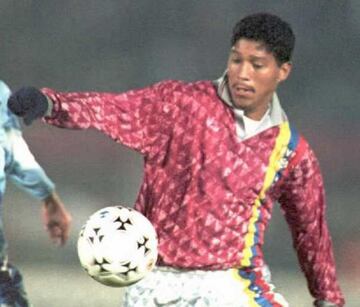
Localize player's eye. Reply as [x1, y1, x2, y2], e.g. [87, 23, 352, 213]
[252, 62, 264, 69]
[231, 57, 242, 64]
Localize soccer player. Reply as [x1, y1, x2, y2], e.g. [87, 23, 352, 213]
[0, 80, 72, 306]
[8, 13, 344, 307]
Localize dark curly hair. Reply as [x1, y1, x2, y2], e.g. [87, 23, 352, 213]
[231, 13, 295, 65]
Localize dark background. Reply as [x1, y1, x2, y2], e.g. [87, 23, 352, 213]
[0, 1, 359, 306]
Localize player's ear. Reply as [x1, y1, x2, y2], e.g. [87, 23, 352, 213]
[277, 62, 292, 83]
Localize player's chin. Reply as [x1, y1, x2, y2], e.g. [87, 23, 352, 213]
[231, 98, 254, 112]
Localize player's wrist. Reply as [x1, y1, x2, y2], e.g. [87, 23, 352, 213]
[44, 95, 54, 117]
[43, 192, 63, 209]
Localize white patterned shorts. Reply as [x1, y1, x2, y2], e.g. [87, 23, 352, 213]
[122, 266, 288, 307]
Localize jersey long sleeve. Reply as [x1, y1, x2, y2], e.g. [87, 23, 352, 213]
[41, 80, 344, 306]
[42, 81, 172, 158]
[278, 144, 344, 306]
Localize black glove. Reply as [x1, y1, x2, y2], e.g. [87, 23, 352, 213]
[8, 86, 49, 125]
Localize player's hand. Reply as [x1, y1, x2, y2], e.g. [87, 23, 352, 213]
[41, 192, 72, 246]
[8, 86, 49, 125]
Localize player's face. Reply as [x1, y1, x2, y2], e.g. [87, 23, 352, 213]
[226, 39, 291, 120]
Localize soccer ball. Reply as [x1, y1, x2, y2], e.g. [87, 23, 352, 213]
[77, 205, 158, 287]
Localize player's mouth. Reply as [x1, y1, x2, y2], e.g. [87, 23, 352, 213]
[231, 84, 255, 98]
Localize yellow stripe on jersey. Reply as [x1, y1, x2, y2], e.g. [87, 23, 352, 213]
[232, 122, 291, 306]
[231, 269, 259, 307]
[240, 122, 291, 267]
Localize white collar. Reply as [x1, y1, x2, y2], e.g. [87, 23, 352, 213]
[213, 72, 288, 126]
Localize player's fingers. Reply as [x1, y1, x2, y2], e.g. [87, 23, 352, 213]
[60, 223, 71, 245]
[46, 222, 65, 246]
[50, 227, 62, 246]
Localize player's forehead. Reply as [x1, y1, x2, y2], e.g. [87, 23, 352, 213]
[230, 39, 274, 60]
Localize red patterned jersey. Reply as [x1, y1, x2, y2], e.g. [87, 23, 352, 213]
[42, 80, 344, 306]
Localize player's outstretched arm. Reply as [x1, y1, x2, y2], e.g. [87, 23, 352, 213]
[8, 87, 49, 125]
[41, 191, 72, 246]
[9, 81, 176, 157]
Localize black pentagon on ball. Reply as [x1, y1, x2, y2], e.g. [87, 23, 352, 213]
[120, 262, 138, 277]
[114, 216, 133, 231]
[137, 236, 151, 255]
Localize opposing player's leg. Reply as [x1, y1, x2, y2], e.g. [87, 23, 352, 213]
[0, 257, 31, 307]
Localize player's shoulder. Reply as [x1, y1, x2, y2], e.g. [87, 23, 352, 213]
[287, 124, 310, 152]
[286, 124, 320, 168]
[0, 80, 11, 99]
[0, 80, 8, 88]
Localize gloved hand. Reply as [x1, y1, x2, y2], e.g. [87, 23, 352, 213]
[8, 86, 49, 125]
